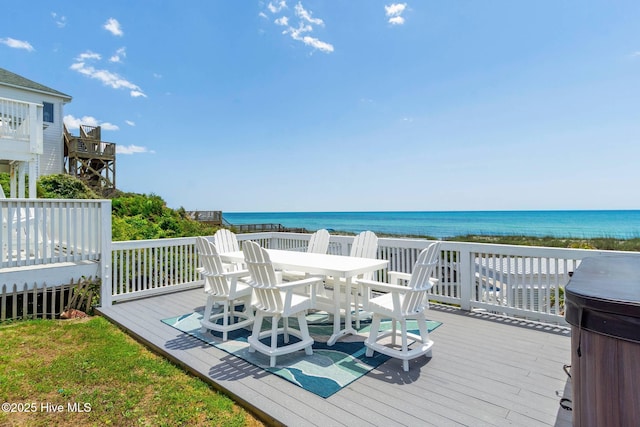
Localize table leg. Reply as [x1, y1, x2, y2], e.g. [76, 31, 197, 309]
[327, 276, 357, 346]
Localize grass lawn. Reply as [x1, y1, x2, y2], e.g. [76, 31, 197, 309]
[0, 316, 264, 427]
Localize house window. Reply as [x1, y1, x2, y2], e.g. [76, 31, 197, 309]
[43, 102, 54, 123]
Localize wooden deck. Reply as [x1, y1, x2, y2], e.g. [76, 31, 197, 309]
[97, 288, 573, 427]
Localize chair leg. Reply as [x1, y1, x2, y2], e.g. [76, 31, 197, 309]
[365, 315, 382, 357]
[401, 319, 409, 372]
[222, 301, 229, 328]
[200, 295, 214, 333]
[283, 317, 289, 344]
[391, 320, 398, 346]
[243, 297, 254, 321]
[417, 314, 433, 357]
[249, 311, 264, 353]
[229, 300, 236, 325]
[271, 315, 280, 362]
[353, 288, 360, 330]
[297, 313, 313, 356]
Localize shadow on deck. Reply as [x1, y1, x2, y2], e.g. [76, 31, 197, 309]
[97, 288, 573, 427]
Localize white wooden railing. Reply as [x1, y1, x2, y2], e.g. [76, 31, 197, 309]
[1, 199, 110, 268]
[0, 97, 42, 151]
[105, 231, 640, 325]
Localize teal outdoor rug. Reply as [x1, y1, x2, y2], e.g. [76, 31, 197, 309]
[162, 310, 441, 398]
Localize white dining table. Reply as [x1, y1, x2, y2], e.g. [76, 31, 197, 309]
[219, 249, 389, 345]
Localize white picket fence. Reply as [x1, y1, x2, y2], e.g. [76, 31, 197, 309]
[106, 232, 640, 325]
[1, 281, 74, 321]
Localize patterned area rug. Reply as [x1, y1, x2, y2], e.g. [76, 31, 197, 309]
[162, 310, 441, 398]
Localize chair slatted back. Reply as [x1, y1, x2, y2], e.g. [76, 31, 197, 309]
[197, 238, 230, 296]
[402, 242, 441, 314]
[350, 230, 378, 258]
[242, 240, 283, 313]
[196, 236, 211, 259]
[213, 229, 240, 253]
[307, 229, 330, 254]
[350, 231, 378, 280]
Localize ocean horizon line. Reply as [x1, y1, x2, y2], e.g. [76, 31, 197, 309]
[223, 209, 640, 214]
[221, 210, 640, 240]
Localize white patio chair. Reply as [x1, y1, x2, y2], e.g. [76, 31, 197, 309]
[307, 228, 330, 254]
[213, 228, 242, 271]
[359, 242, 441, 371]
[242, 240, 322, 367]
[197, 237, 254, 341]
[196, 236, 219, 308]
[282, 229, 330, 282]
[195, 235, 212, 273]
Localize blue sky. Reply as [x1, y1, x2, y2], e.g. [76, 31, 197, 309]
[2, 1, 640, 212]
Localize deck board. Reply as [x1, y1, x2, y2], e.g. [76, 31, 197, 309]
[97, 288, 573, 426]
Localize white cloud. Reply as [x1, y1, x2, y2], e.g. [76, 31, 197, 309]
[295, 2, 324, 26]
[287, 23, 313, 39]
[300, 36, 334, 53]
[268, 2, 333, 53]
[109, 47, 126, 63]
[385, 3, 407, 17]
[51, 12, 67, 28]
[71, 50, 146, 98]
[63, 114, 119, 131]
[0, 37, 34, 52]
[631, 51, 640, 58]
[77, 51, 101, 61]
[268, 1, 287, 13]
[104, 18, 123, 36]
[275, 16, 289, 26]
[388, 16, 405, 25]
[117, 144, 154, 155]
[385, 3, 408, 25]
[125, 120, 136, 126]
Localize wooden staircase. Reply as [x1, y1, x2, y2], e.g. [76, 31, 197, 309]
[64, 124, 116, 195]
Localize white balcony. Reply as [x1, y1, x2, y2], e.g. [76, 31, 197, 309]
[0, 96, 44, 198]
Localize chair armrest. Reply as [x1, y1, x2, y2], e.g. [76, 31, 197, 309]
[280, 277, 323, 308]
[358, 279, 409, 294]
[222, 269, 251, 279]
[277, 277, 323, 290]
[388, 271, 411, 285]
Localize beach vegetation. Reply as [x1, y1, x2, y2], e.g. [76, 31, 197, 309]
[445, 234, 640, 252]
[109, 192, 218, 240]
[37, 174, 100, 199]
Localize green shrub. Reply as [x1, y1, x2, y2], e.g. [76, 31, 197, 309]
[37, 174, 99, 199]
[110, 192, 217, 241]
[0, 172, 34, 197]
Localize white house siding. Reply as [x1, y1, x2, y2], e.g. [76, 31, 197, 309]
[40, 100, 65, 175]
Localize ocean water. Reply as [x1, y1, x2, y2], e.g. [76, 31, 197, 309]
[223, 211, 640, 239]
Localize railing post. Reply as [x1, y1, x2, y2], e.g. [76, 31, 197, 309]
[29, 102, 43, 154]
[271, 232, 280, 249]
[459, 245, 473, 311]
[100, 200, 113, 307]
